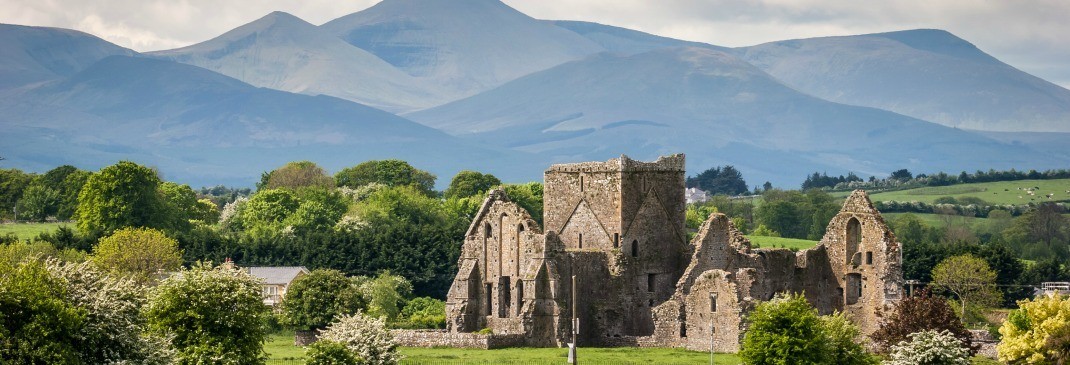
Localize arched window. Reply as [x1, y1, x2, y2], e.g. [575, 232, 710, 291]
[631, 239, 639, 257]
[516, 280, 524, 316]
[484, 222, 491, 278]
[846, 218, 861, 265]
[516, 224, 524, 276]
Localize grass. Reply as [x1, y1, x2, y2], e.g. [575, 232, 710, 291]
[265, 331, 306, 360]
[399, 347, 738, 364]
[0, 222, 73, 240]
[745, 235, 819, 250]
[882, 212, 991, 230]
[865, 178, 1070, 205]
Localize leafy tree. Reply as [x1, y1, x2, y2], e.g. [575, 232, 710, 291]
[1005, 203, 1070, 261]
[931, 254, 1002, 317]
[1021, 258, 1068, 284]
[686, 165, 748, 196]
[281, 269, 364, 331]
[397, 297, 446, 329]
[318, 312, 401, 365]
[42, 165, 91, 221]
[871, 289, 976, 354]
[751, 224, 780, 237]
[76, 161, 168, 234]
[15, 183, 60, 221]
[998, 294, 1070, 363]
[890, 169, 914, 181]
[261, 161, 334, 191]
[502, 182, 543, 226]
[444, 170, 501, 199]
[0, 168, 33, 220]
[192, 198, 221, 223]
[160, 181, 199, 230]
[754, 200, 803, 239]
[0, 240, 87, 265]
[886, 330, 971, 365]
[821, 312, 878, 365]
[335, 160, 436, 195]
[90, 227, 183, 284]
[740, 293, 829, 365]
[0, 260, 85, 364]
[146, 262, 268, 365]
[359, 272, 413, 322]
[241, 188, 299, 234]
[284, 200, 345, 236]
[305, 340, 362, 365]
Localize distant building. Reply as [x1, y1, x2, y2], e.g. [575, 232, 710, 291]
[685, 187, 709, 204]
[1039, 282, 1070, 297]
[246, 266, 309, 306]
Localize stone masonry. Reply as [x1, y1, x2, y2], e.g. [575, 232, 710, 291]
[443, 154, 903, 351]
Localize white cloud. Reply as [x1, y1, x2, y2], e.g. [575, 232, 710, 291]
[0, 0, 1068, 88]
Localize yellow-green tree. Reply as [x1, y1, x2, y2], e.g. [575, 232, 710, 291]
[998, 294, 1070, 363]
[931, 254, 1002, 317]
[91, 227, 182, 284]
[76, 161, 168, 234]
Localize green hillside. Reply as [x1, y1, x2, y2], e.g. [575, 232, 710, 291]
[863, 178, 1070, 205]
[745, 235, 819, 250]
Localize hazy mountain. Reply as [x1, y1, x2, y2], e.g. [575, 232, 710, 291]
[0, 56, 525, 186]
[551, 20, 724, 55]
[0, 23, 135, 90]
[409, 47, 1066, 185]
[321, 0, 604, 99]
[150, 11, 444, 113]
[735, 29, 1070, 132]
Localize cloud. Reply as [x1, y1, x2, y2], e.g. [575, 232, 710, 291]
[0, 0, 1068, 88]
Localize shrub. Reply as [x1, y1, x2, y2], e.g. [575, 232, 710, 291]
[884, 330, 971, 365]
[305, 340, 362, 365]
[740, 293, 827, 365]
[318, 312, 401, 365]
[281, 269, 363, 331]
[871, 289, 976, 354]
[997, 294, 1070, 363]
[396, 297, 446, 329]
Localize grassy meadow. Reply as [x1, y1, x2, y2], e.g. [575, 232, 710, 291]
[0, 222, 72, 240]
[744, 235, 819, 250]
[863, 178, 1070, 205]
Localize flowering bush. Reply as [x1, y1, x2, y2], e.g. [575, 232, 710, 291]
[305, 340, 362, 365]
[884, 330, 970, 365]
[997, 294, 1070, 363]
[318, 312, 401, 365]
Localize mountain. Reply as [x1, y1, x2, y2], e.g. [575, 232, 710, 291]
[734, 29, 1070, 132]
[551, 20, 724, 55]
[0, 56, 525, 186]
[321, 0, 604, 99]
[0, 23, 135, 90]
[409, 47, 1067, 185]
[150, 11, 443, 113]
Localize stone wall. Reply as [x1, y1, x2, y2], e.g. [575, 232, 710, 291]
[391, 330, 527, 349]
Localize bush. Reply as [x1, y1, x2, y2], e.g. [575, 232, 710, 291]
[395, 297, 446, 329]
[740, 293, 874, 365]
[871, 289, 976, 355]
[997, 294, 1070, 363]
[281, 269, 363, 331]
[306, 340, 363, 365]
[885, 330, 971, 365]
[318, 312, 401, 365]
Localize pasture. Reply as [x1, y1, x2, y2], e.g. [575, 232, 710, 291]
[0, 222, 72, 240]
[863, 178, 1070, 205]
[745, 235, 819, 250]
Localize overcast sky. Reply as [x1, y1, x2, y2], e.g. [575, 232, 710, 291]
[3, 0, 1068, 88]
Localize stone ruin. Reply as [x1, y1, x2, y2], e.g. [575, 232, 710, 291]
[443, 154, 902, 351]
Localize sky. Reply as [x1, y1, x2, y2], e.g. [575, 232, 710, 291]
[2, 0, 1068, 89]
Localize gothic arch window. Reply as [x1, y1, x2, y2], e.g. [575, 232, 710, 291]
[631, 239, 639, 257]
[484, 222, 491, 278]
[516, 224, 524, 276]
[846, 218, 862, 266]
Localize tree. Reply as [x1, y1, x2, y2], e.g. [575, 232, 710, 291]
[871, 289, 976, 354]
[501, 182, 543, 225]
[890, 169, 914, 182]
[931, 254, 1002, 318]
[740, 293, 830, 365]
[281, 269, 364, 331]
[317, 312, 401, 365]
[335, 160, 435, 195]
[885, 330, 971, 365]
[76, 161, 168, 234]
[146, 262, 268, 365]
[192, 198, 221, 223]
[443, 170, 501, 199]
[359, 272, 413, 322]
[240, 188, 299, 235]
[686, 165, 749, 196]
[397, 297, 446, 329]
[305, 340, 362, 365]
[90, 227, 183, 284]
[160, 181, 199, 230]
[42, 165, 90, 221]
[261, 161, 334, 191]
[998, 294, 1070, 363]
[15, 183, 60, 221]
[0, 168, 33, 220]
[822, 312, 878, 365]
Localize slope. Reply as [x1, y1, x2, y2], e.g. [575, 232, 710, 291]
[0, 56, 525, 186]
[550, 20, 724, 55]
[409, 47, 1066, 185]
[321, 0, 604, 99]
[150, 11, 443, 113]
[0, 23, 135, 90]
[735, 29, 1070, 132]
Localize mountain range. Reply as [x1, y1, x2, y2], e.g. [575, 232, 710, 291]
[1, 0, 1068, 188]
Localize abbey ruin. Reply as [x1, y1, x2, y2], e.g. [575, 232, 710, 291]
[443, 154, 903, 352]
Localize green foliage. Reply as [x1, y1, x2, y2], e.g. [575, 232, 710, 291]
[0, 240, 87, 265]
[160, 181, 200, 230]
[192, 198, 221, 223]
[76, 161, 169, 234]
[740, 293, 832, 365]
[146, 262, 268, 365]
[91, 227, 183, 284]
[359, 272, 413, 322]
[15, 183, 60, 221]
[501, 182, 543, 226]
[318, 312, 401, 365]
[751, 224, 780, 237]
[396, 297, 446, 329]
[871, 289, 976, 355]
[0, 259, 85, 364]
[821, 312, 878, 365]
[0, 168, 33, 220]
[335, 160, 436, 195]
[305, 340, 363, 365]
[686, 165, 749, 196]
[281, 269, 364, 331]
[886, 330, 971, 365]
[444, 170, 501, 199]
[998, 294, 1070, 364]
[261, 161, 335, 191]
[931, 254, 1003, 317]
[242, 188, 300, 236]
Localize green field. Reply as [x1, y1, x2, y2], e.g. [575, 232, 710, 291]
[745, 235, 819, 250]
[399, 347, 739, 364]
[865, 178, 1070, 205]
[0, 222, 73, 240]
[881, 212, 991, 229]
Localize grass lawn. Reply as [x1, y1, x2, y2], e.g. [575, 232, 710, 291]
[400, 347, 738, 364]
[0, 222, 73, 240]
[865, 178, 1070, 205]
[745, 235, 819, 250]
[882, 212, 990, 229]
[265, 331, 306, 360]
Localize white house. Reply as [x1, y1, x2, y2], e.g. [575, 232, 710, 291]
[246, 266, 309, 306]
